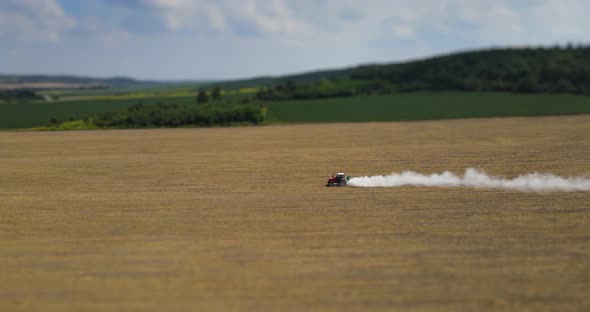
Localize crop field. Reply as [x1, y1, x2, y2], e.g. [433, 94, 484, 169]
[1, 115, 589, 311]
[265, 92, 590, 123]
[0, 96, 195, 129]
[2, 92, 590, 129]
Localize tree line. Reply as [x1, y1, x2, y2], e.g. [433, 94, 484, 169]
[92, 102, 265, 128]
[351, 46, 590, 95]
[48, 102, 266, 129]
[0, 90, 43, 102]
[250, 46, 590, 101]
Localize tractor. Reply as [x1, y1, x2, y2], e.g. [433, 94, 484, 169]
[326, 173, 351, 187]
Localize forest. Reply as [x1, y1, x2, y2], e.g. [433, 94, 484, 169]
[351, 46, 590, 94]
[251, 46, 590, 101]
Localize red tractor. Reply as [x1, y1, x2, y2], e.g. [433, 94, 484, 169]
[326, 173, 351, 187]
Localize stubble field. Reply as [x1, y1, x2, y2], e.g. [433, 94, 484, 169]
[1, 115, 589, 311]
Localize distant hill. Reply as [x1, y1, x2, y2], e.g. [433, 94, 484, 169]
[0, 74, 134, 89]
[211, 68, 356, 89]
[0, 74, 205, 90]
[5, 46, 590, 96]
[351, 46, 590, 94]
[217, 46, 590, 97]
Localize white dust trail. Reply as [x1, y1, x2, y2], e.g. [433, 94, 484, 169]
[347, 168, 590, 192]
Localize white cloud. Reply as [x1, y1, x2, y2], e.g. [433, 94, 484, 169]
[360, 0, 590, 48]
[529, 0, 589, 39]
[97, 31, 132, 48]
[0, 0, 75, 42]
[3, 0, 590, 79]
[124, 0, 590, 74]
[136, 0, 311, 36]
[388, 24, 416, 39]
[87, 0, 590, 49]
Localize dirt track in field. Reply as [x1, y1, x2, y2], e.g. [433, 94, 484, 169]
[1, 115, 589, 311]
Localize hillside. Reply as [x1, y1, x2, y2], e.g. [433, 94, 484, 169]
[5, 46, 589, 95]
[351, 46, 590, 94]
[0, 74, 205, 90]
[0, 74, 132, 89]
[209, 68, 356, 89]
[219, 46, 590, 98]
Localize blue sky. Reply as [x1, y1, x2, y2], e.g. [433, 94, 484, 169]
[1, 0, 588, 80]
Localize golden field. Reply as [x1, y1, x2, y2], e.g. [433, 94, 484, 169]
[1, 115, 589, 311]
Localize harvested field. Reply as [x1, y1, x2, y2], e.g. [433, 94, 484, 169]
[1, 115, 589, 311]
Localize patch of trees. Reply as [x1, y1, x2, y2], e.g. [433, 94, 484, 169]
[255, 81, 299, 100]
[210, 68, 355, 90]
[350, 46, 590, 95]
[255, 79, 397, 101]
[0, 90, 42, 102]
[197, 90, 209, 104]
[196, 86, 223, 104]
[90, 102, 265, 128]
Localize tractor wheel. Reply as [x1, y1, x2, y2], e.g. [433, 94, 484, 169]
[328, 181, 334, 187]
[339, 180, 346, 186]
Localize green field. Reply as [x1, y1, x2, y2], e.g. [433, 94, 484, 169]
[265, 92, 590, 123]
[1, 92, 590, 129]
[0, 96, 196, 129]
